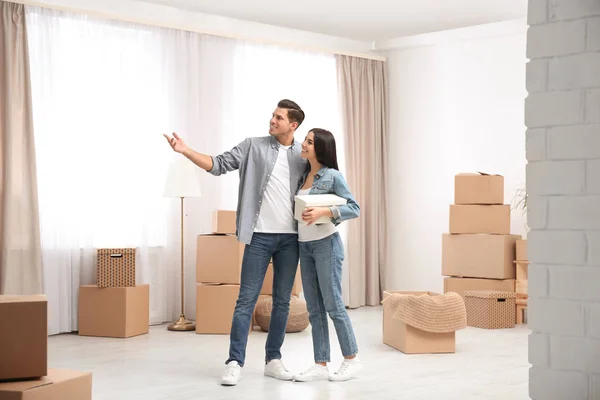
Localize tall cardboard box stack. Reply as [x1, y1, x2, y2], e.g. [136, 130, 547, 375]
[442, 173, 521, 313]
[197, 210, 302, 334]
[515, 239, 528, 324]
[0, 295, 92, 399]
[78, 248, 150, 338]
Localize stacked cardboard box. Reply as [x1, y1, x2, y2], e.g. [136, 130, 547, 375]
[0, 295, 92, 399]
[442, 173, 521, 300]
[78, 248, 150, 338]
[515, 239, 528, 324]
[196, 210, 302, 334]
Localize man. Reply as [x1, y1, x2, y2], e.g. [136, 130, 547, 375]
[164, 99, 307, 386]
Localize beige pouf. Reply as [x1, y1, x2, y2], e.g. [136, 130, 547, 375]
[255, 295, 309, 333]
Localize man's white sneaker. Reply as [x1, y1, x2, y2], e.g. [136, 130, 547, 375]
[221, 361, 241, 386]
[292, 364, 329, 382]
[328, 358, 362, 382]
[264, 359, 293, 381]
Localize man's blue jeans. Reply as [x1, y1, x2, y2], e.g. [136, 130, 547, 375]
[226, 233, 299, 367]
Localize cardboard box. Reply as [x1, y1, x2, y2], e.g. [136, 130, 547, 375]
[465, 290, 516, 329]
[96, 248, 136, 288]
[212, 210, 236, 234]
[516, 239, 527, 261]
[260, 263, 302, 295]
[0, 369, 92, 400]
[454, 172, 504, 205]
[449, 205, 510, 234]
[0, 295, 47, 381]
[443, 277, 515, 300]
[196, 284, 251, 334]
[294, 194, 347, 225]
[78, 284, 149, 338]
[196, 235, 244, 284]
[382, 291, 455, 354]
[442, 233, 521, 279]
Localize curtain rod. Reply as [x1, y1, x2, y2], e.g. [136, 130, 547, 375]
[10, 0, 386, 62]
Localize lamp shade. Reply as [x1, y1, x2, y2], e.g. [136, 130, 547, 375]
[163, 156, 202, 198]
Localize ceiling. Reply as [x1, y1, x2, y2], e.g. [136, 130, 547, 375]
[137, 0, 528, 42]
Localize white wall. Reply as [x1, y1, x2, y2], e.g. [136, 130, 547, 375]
[526, 0, 600, 398]
[385, 31, 528, 292]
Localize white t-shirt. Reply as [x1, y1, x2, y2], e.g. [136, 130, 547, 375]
[254, 145, 297, 233]
[297, 188, 337, 242]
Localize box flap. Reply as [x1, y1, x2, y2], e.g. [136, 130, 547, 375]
[455, 171, 502, 177]
[0, 376, 52, 392]
[0, 294, 47, 304]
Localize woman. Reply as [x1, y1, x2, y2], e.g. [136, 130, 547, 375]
[292, 128, 361, 382]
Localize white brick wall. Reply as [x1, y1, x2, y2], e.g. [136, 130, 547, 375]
[527, 1, 600, 398]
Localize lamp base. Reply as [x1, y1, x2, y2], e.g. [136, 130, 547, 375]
[167, 314, 196, 331]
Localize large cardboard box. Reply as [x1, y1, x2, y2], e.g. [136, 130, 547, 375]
[516, 239, 527, 261]
[449, 205, 510, 234]
[196, 235, 245, 284]
[260, 263, 302, 295]
[382, 291, 455, 354]
[454, 172, 504, 205]
[0, 369, 92, 400]
[212, 210, 236, 234]
[78, 285, 149, 338]
[0, 295, 47, 381]
[443, 277, 515, 300]
[442, 233, 521, 279]
[196, 284, 251, 334]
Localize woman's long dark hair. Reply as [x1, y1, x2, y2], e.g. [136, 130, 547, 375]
[311, 128, 339, 171]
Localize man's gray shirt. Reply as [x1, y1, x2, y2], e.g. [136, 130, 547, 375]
[208, 135, 308, 245]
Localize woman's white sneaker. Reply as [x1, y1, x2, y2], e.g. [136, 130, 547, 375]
[264, 359, 294, 381]
[221, 361, 241, 386]
[293, 364, 329, 382]
[329, 358, 362, 382]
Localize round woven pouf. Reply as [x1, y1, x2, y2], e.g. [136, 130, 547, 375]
[255, 295, 309, 333]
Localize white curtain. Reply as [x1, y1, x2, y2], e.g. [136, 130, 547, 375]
[24, 5, 346, 335]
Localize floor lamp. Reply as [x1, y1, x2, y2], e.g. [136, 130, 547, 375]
[163, 156, 202, 331]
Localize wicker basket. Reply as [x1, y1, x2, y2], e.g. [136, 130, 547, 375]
[96, 248, 136, 288]
[464, 290, 515, 329]
[255, 295, 309, 333]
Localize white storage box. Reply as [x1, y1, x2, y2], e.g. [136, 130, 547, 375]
[294, 194, 347, 225]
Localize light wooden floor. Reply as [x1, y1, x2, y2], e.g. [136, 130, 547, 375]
[48, 306, 530, 400]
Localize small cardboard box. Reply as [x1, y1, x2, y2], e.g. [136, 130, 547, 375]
[382, 291, 455, 354]
[442, 233, 521, 279]
[516, 239, 527, 261]
[78, 284, 149, 338]
[449, 205, 510, 234]
[196, 235, 245, 284]
[0, 295, 47, 381]
[454, 172, 504, 205]
[196, 284, 251, 334]
[261, 263, 302, 295]
[443, 277, 515, 300]
[294, 194, 347, 225]
[464, 290, 516, 329]
[96, 248, 136, 288]
[212, 210, 236, 234]
[0, 369, 92, 400]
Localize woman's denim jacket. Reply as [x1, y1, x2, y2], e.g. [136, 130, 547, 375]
[295, 165, 360, 226]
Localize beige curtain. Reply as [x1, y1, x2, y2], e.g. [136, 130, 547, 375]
[336, 55, 388, 308]
[0, 1, 43, 295]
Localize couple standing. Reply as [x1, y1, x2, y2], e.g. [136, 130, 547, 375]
[164, 99, 361, 386]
